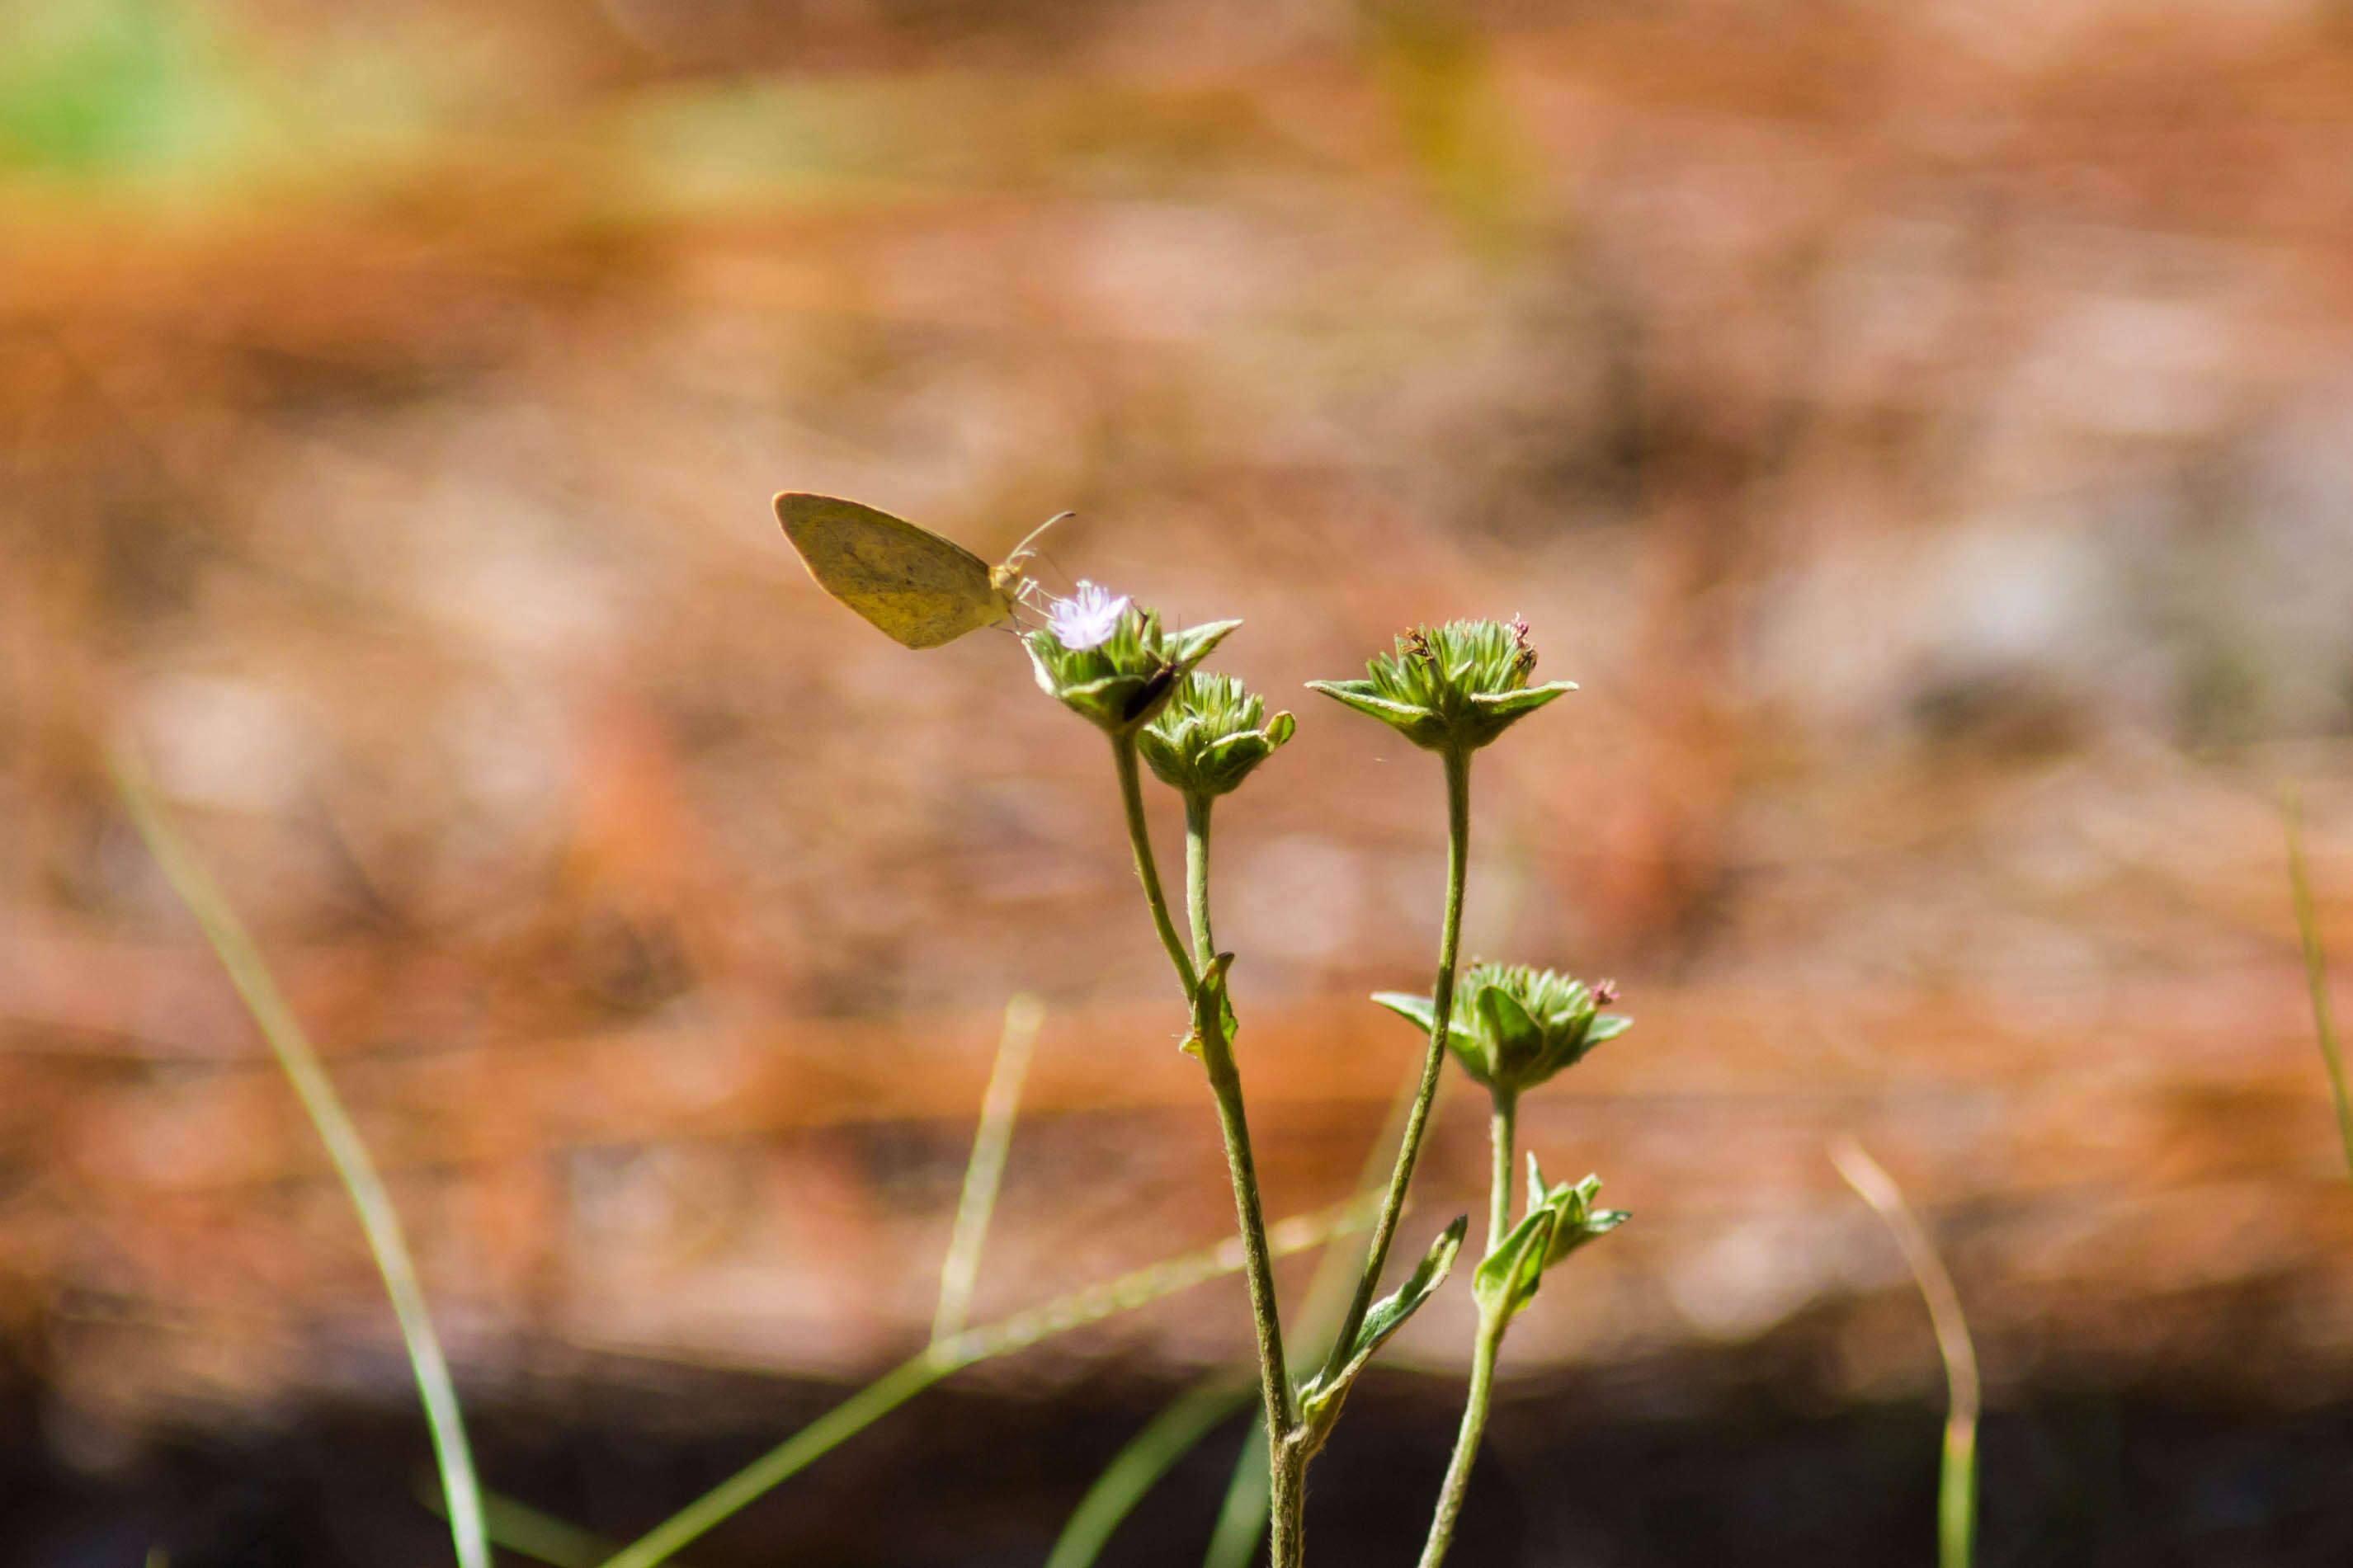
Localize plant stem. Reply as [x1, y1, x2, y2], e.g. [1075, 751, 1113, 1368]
[1186, 792, 1218, 966]
[1181, 791, 1299, 1552]
[1114, 735, 1199, 996]
[1417, 1307, 1502, 1568]
[1486, 1091, 1517, 1255]
[1419, 1088, 1519, 1568]
[1321, 745, 1474, 1381]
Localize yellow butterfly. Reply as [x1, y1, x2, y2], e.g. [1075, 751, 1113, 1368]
[773, 493, 1064, 649]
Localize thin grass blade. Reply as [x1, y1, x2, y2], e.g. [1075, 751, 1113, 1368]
[2284, 792, 2353, 1180]
[935, 993, 1045, 1343]
[111, 751, 490, 1568]
[1831, 1137, 1978, 1568]
[597, 1197, 1372, 1568]
[1043, 1377, 1253, 1568]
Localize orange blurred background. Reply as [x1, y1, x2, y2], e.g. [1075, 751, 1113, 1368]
[5, 0, 2353, 1561]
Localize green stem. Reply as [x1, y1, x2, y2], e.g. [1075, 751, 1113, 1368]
[1417, 1307, 1503, 1568]
[1321, 746, 1473, 1382]
[1181, 792, 1299, 1552]
[1420, 1088, 1519, 1568]
[1486, 1091, 1516, 1257]
[1114, 734, 1198, 996]
[1186, 792, 1217, 967]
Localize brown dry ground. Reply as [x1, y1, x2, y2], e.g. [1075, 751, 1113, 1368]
[6, 0, 2353, 1556]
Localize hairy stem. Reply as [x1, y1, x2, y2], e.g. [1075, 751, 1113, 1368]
[1113, 735, 1197, 996]
[1420, 1088, 1520, 1568]
[1486, 1091, 1517, 1256]
[1417, 1307, 1503, 1568]
[1186, 791, 1217, 967]
[1182, 792, 1299, 1550]
[1321, 745, 1473, 1379]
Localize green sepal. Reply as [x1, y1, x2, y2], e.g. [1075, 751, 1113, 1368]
[1298, 1215, 1468, 1433]
[1473, 985, 1544, 1083]
[1303, 680, 1440, 744]
[1472, 1206, 1557, 1321]
[1526, 1156, 1629, 1270]
[1468, 685, 1572, 724]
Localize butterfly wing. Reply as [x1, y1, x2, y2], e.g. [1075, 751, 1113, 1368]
[775, 493, 1011, 649]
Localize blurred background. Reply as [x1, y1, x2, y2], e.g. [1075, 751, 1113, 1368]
[6, 0, 2353, 1561]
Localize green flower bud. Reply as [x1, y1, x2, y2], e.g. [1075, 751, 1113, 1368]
[1373, 963, 1629, 1098]
[1137, 673, 1295, 799]
[1474, 1157, 1627, 1321]
[1024, 601, 1240, 738]
[1306, 616, 1573, 756]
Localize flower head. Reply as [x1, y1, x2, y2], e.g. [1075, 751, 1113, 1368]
[1139, 673, 1295, 798]
[1374, 962, 1629, 1098]
[1024, 602, 1239, 737]
[1307, 616, 1573, 756]
[1048, 581, 1131, 652]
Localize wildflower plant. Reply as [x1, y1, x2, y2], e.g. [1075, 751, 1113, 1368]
[790, 513, 1637, 1568]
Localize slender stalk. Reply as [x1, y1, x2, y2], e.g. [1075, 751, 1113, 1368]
[1205, 1057, 1431, 1568]
[1417, 1309, 1503, 1568]
[1486, 1091, 1517, 1255]
[1417, 1087, 1518, 1568]
[1185, 792, 1217, 964]
[1113, 734, 1197, 995]
[112, 754, 490, 1568]
[1321, 745, 1473, 1381]
[2284, 793, 2353, 1180]
[1831, 1137, 1980, 1568]
[1181, 790, 1299, 1554]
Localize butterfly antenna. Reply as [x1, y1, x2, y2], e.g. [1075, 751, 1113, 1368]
[1006, 511, 1074, 572]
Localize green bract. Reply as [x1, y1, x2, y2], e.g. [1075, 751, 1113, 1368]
[1139, 673, 1295, 798]
[1374, 963, 1629, 1097]
[1472, 1157, 1628, 1322]
[1306, 617, 1573, 755]
[1025, 605, 1240, 738]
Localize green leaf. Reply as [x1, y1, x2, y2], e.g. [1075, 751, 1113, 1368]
[1186, 951, 1239, 1057]
[1298, 1216, 1468, 1430]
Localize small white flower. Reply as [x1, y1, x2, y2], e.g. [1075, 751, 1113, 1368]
[1049, 581, 1130, 651]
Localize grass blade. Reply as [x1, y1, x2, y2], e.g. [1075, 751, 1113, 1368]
[935, 993, 1045, 1344]
[2283, 792, 2353, 1180]
[1043, 1377, 1254, 1568]
[111, 750, 490, 1568]
[1830, 1137, 1978, 1568]
[1198, 1408, 1272, 1568]
[597, 1197, 1373, 1568]
[423, 1480, 644, 1568]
